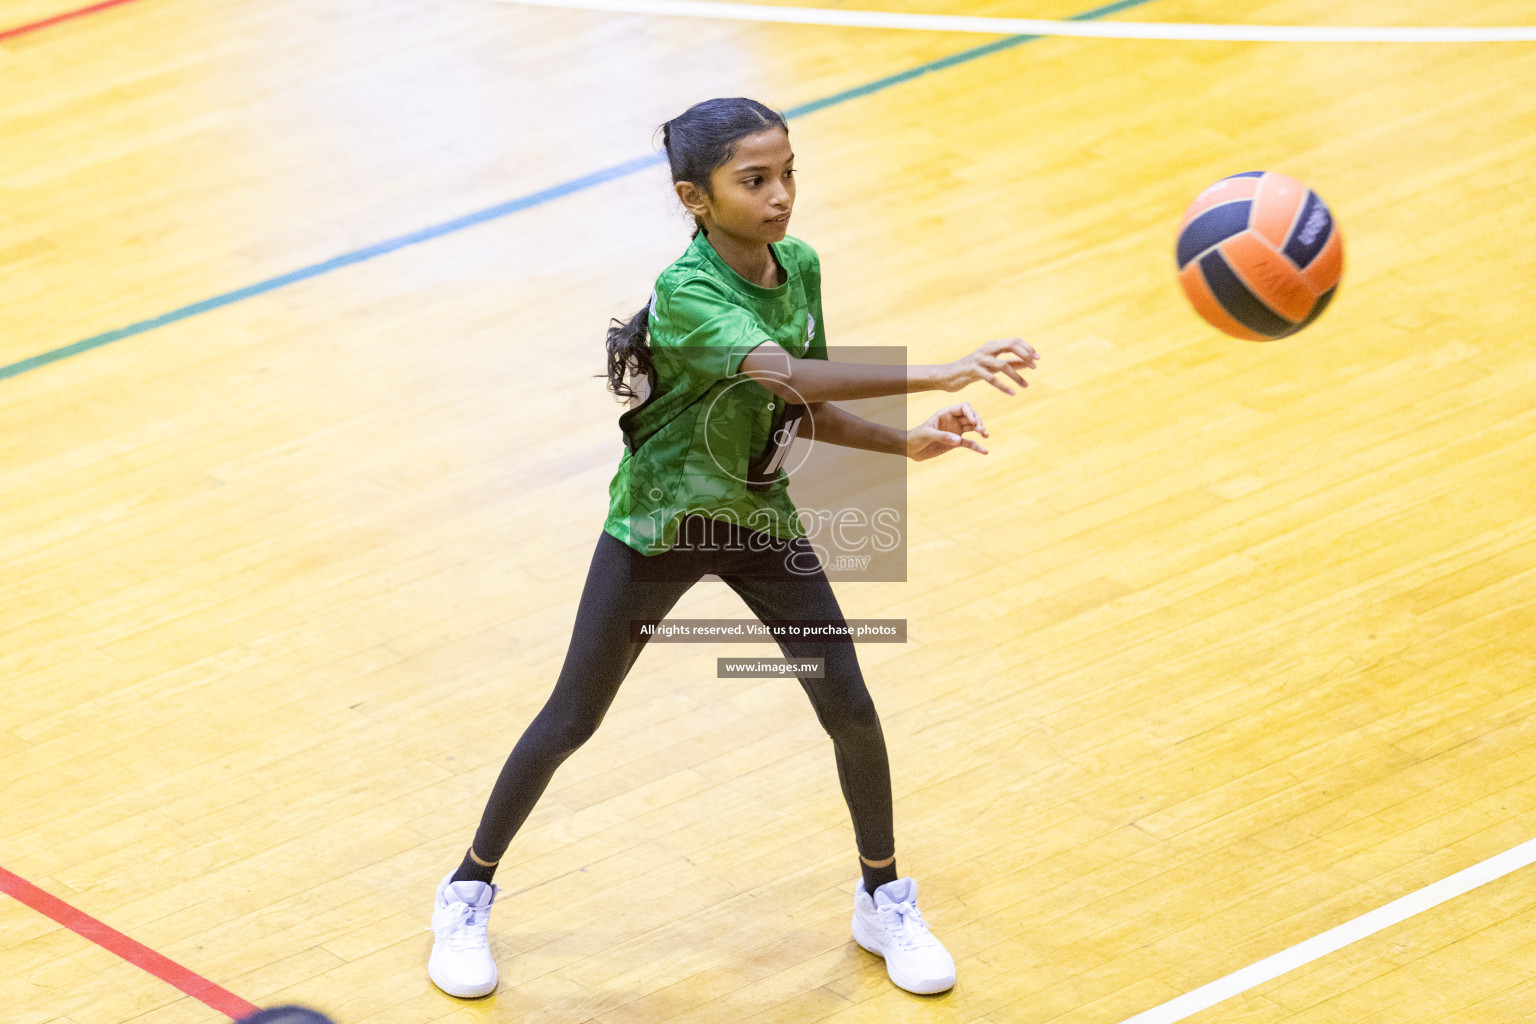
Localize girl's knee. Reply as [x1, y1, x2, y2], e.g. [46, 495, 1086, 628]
[531, 707, 605, 758]
[809, 683, 881, 741]
[839, 696, 882, 736]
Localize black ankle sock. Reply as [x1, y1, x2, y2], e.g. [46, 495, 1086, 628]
[861, 858, 897, 897]
[451, 847, 497, 885]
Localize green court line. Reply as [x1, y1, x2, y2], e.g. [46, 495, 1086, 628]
[0, 0, 1159, 383]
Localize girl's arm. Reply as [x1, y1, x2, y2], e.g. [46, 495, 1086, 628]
[739, 337, 1038, 404]
[796, 402, 904, 456]
[796, 401, 990, 461]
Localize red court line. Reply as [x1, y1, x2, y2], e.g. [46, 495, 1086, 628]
[0, 866, 260, 1020]
[0, 0, 148, 42]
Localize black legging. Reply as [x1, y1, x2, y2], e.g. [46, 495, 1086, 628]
[469, 514, 895, 866]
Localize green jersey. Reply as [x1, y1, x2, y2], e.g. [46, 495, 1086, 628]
[603, 230, 827, 555]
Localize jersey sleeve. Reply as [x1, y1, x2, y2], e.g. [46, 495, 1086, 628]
[786, 237, 828, 360]
[653, 275, 772, 383]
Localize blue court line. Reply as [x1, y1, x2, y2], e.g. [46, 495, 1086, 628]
[0, 0, 1157, 384]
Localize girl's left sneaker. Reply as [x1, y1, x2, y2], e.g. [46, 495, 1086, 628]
[427, 872, 499, 998]
[851, 876, 956, 994]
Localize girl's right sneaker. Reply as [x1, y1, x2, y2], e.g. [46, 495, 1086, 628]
[427, 872, 499, 998]
[851, 876, 956, 994]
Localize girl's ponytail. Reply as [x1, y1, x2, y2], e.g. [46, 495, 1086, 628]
[603, 299, 655, 402]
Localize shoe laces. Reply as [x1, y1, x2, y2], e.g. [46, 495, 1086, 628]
[429, 896, 493, 952]
[877, 899, 938, 951]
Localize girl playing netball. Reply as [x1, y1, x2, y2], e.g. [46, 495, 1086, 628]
[428, 96, 1037, 1000]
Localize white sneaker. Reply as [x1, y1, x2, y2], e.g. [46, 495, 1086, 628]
[427, 872, 499, 998]
[851, 877, 956, 994]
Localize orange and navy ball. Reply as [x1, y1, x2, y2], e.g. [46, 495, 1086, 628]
[1175, 171, 1343, 340]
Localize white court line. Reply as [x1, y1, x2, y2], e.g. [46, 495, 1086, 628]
[488, 0, 1536, 42]
[1116, 836, 1536, 1024]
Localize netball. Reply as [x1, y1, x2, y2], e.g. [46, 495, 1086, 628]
[1175, 171, 1344, 340]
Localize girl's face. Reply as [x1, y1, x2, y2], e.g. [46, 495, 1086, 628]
[682, 127, 796, 246]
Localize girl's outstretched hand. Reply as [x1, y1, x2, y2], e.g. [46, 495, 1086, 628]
[907, 403, 989, 462]
[940, 337, 1039, 394]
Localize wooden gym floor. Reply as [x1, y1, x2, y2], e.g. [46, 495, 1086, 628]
[3, 1, 1536, 1022]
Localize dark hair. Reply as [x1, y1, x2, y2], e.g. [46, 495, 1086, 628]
[236, 1007, 336, 1024]
[603, 97, 790, 400]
